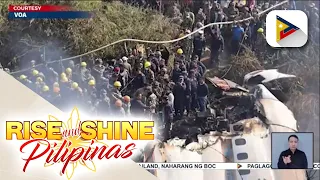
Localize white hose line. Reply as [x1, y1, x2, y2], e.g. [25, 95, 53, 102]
[10, 0, 288, 75]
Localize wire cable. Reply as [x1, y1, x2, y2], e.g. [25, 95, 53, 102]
[9, 0, 289, 75]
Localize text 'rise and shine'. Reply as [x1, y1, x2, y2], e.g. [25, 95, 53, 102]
[6, 121, 154, 140]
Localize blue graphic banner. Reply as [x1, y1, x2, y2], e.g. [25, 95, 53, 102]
[8, 11, 92, 19]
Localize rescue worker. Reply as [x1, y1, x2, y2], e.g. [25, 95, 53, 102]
[80, 62, 90, 85]
[19, 74, 33, 90]
[66, 68, 73, 80]
[41, 85, 51, 99]
[110, 81, 123, 103]
[31, 69, 39, 82]
[175, 48, 184, 62]
[144, 61, 155, 84]
[87, 79, 97, 97]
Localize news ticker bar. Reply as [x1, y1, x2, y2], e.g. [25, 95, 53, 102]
[8, 5, 92, 19]
[138, 163, 320, 170]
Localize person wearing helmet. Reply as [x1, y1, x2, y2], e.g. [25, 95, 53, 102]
[36, 76, 43, 83]
[114, 81, 121, 89]
[177, 48, 183, 55]
[113, 99, 125, 117]
[30, 69, 41, 82]
[110, 81, 123, 103]
[80, 61, 90, 82]
[144, 61, 155, 85]
[19, 74, 33, 89]
[61, 72, 67, 78]
[19, 74, 27, 81]
[71, 82, 79, 90]
[40, 85, 51, 99]
[32, 69, 39, 76]
[257, 28, 264, 33]
[53, 82, 59, 87]
[65, 68, 73, 79]
[80, 61, 87, 68]
[87, 79, 97, 96]
[60, 76, 69, 83]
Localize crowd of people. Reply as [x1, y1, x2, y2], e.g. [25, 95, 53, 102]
[1, 0, 319, 136]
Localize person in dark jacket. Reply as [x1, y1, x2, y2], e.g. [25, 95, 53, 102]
[173, 75, 186, 119]
[277, 135, 308, 169]
[183, 71, 192, 115]
[131, 93, 150, 117]
[133, 68, 146, 91]
[210, 29, 224, 67]
[197, 77, 209, 112]
[172, 63, 182, 83]
[162, 96, 175, 140]
[189, 70, 199, 112]
[192, 32, 206, 60]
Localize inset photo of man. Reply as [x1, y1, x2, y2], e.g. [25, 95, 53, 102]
[271, 132, 313, 169]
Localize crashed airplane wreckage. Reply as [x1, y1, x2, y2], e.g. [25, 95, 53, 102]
[133, 69, 307, 180]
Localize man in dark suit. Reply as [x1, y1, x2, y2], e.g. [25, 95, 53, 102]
[277, 135, 308, 169]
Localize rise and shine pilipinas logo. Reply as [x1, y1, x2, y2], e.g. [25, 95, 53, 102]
[5, 107, 155, 179]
